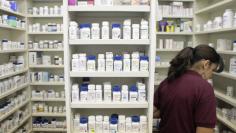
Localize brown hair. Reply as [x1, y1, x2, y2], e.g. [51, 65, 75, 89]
[167, 45, 224, 81]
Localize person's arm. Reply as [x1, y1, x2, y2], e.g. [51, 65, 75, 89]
[196, 127, 214, 133]
[153, 107, 160, 118]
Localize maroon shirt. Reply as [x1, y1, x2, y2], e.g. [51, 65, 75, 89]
[154, 70, 216, 133]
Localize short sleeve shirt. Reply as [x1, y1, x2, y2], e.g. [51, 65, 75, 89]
[154, 70, 216, 133]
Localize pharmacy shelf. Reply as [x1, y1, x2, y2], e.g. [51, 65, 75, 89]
[32, 113, 66, 117]
[195, 0, 234, 15]
[159, 0, 194, 2]
[33, 0, 62, 2]
[27, 15, 63, 18]
[70, 71, 149, 77]
[69, 39, 150, 45]
[156, 32, 193, 35]
[29, 65, 64, 68]
[71, 102, 149, 109]
[156, 49, 181, 52]
[162, 16, 193, 19]
[0, 49, 27, 54]
[0, 83, 29, 100]
[214, 72, 236, 80]
[28, 49, 64, 52]
[28, 32, 63, 35]
[0, 24, 26, 31]
[31, 98, 65, 102]
[0, 99, 29, 121]
[154, 80, 162, 86]
[195, 27, 236, 35]
[30, 82, 65, 86]
[214, 89, 236, 107]
[0, 68, 28, 80]
[217, 50, 236, 55]
[217, 112, 236, 132]
[156, 65, 170, 68]
[0, 7, 25, 17]
[32, 128, 67, 132]
[68, 5, 150, 12]
[8, 115, 31, 133]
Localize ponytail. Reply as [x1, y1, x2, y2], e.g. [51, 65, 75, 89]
[167, 45, 224, 82]
[167, 47, 194, 81]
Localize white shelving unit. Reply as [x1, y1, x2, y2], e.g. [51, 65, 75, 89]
[217, 112, 236, 132]
[69, 39, 150, 45]
[156, 32, 193, 35]
[0, 0, 31, 132]
[32, 128, 67, 132]
[214, 89, 236, 107]
[155, 0, 194, 98]
[26, 0, 66, 131]
[68, 5, 151, 12]
[195, 0, 234, 15]
[194, 0, 236, 132]
[64, 0, 156, 132]
[71, 102, 149, 109]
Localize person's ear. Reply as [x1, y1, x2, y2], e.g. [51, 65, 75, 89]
[203, 60, 211, 69]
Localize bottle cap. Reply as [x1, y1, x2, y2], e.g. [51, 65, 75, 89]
[112, 24, 121, 28]
[131, 116, 140, 122]
[113, 85, 121, 92]
[114, 55, 123, 60]
[140, 55, 149, 61]
[87, 55, 96, 60]
[80, 117, 88, 124]
[130, 85, 138, 92]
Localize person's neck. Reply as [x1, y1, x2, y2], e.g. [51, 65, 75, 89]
[189, 68, 203, 77]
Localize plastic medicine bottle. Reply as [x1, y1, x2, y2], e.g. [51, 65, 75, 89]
[123, 19, 131, 39]
[131, 52, 140, 71]
[72, 84, 79, 103]
[98, 54, 105, 71]
[132, 24, 140, 39]
[96, 115, 103, 133]
[113, 85, 121, 102]
[140, 115, 147, 133]
[72, 54, 79, 71]
[129, 85, 138, 102]
[112, 24, 121, 39]
[106, 52, 114, 71]
[137, 83, 146, 102]
[141, 19, 149, 39]
[110, 118, 118, 132]
[104, 82, 112, 101]
[95, 85, 103, 102]
[80, 84, 88, 101]
[121, 85, 129, 102]
[103, 116, 110, 133]
[118, 115, 126, 133]
[88, 116, 95, 133]
[140, 55, 149, 71]
[79, 117, 88, 133]
[123, 53, 131, 71]
[223, 9, 234, 28]
[80, 24, 91, 39]
[125, 117, 132, 133]
[78, 53, 87, 71]
[91, 23, 100, 39]
[87, 55, 96, 71]
[88, 84, 96, 102]
[102, 21, 109, 39]
[229, 56, 236, 75]
[131, 116, 140, 132]
[114, 55, 123, 71]
[69, 21, 78, 39]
